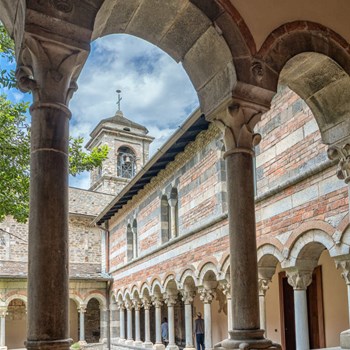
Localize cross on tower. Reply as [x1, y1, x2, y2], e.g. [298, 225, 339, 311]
[116, 89, 122, 111]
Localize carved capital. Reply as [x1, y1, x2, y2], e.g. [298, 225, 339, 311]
[117, 302, 125, 311]
[124, 300, 133, 310]
[258, 278, 270, 296]
[142, 297, 152, 310]
[199, 288, 216, 304]
[78, 305, 87, 313]
[152, 295, 163, 308]
[164, 293, 178, 307]
[335, 258, 350, 285]
[214, 104, 262, 157]
[133, 299, 142, 311]
[285, 269, 313, 290]
[16, 33, 88, 108]
[0, 308, 7, 318]
[181, 290, 196, 304]
[219, 282, 231, 299]
[328, 144, 350, 183]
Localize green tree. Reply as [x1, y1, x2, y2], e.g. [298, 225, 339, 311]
[0, 24, 109, 222]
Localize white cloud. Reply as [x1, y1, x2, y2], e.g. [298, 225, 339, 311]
[69, 33, 198, 189]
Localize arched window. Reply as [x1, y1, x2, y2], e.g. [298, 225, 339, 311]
[169, 188, 179, 238]
[160, 195, 170, 243]
[132, 219, 138, 258]
[117, 146, 136, 179]
[127, 224, 134, 261]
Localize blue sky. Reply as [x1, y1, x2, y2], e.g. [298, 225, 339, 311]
[2, 34, 199, 189]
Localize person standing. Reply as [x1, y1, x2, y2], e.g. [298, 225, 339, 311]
[161, 317, 169, 345]
[194, 312, 204, 350]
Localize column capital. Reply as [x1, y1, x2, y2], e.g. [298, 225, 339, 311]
[78, 305, 87, 313]
[117, 301, 125, 310]
[152, 295, 163, 308]
[285, 268, 313, 290]
[164, 293, 178, 307]
[213, 102, 264, 157]
[124, 300, 133, 310]
[181, 290, 196, 304]
[258, 278, 271, 297]
[218, 282, 231, 299]
[0, 308, 7, 318]
[133, 299, 142, 311]
[142, 297, 152, 310]
[335, 257, 350, 284]
[198, 287, 216, 304]
[168, 198, 178, 207]
[16, 32, 88, 109]
[328, 143, 350, 183]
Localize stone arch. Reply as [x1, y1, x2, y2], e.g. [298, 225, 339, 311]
[116, 290, 124, 303]
[219, 254, 230, 279]
[179, 267, 198, 289]
[163, 272, 178, 291]
[282, 229, 337, 269]
[150, 277, 163, 295]
[84, 292, 107, 308]
[92, 0, 237, 115]
[69, 294, 84, 308]
[257, 244, 284, 267]
[131, 285, 141, 300]
[140, 282, 151, 298]
[258, 21, 350, 144]
[5, 294, 27, 308]
[198, 261, 220, 286]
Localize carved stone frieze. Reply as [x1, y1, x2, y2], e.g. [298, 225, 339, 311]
[213, 104, 263, 158]
[285, 269, 313, 290]
[327, 143, 350, 183]
[199, 287, 216, 304]
[219, 282, 231, 299]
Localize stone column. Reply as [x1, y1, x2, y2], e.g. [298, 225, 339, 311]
[328, 144, 350, 349]
[220, 283, 232, 332]
[213, 102, 280, 349]
[16, 31, 88, 350]
[164, 293, 179, 350]
[118, 302, 126, 343]
[142, 298, 153, 348]
[78, 306, 87, 344]
[134, 299, 143, 347]
[99, 306, 108, 343]
[257, 266, 275, 335]
[286, 268, 313, 350]
[125, 300, 134, 345]
[0, 308, 7, 350]
[168, 198, 178, 239]
[152, 295, 165, 350]
[335, 257, 350, 349]
[199, 288, 215, 350]
[181, 291, 196, 350]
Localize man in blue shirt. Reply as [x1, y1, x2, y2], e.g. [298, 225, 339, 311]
[194, 312, 204, 350]
[161, 317, 169, 345]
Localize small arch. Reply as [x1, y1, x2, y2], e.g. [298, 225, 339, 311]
[257, 244, 284, 267]
[169, 187, 179, 238]
[5, 294, 27, 307]
[198, 261, 220, 285]
[163, 273, 178, 291]
[140, 282, 151, 298]
[161, 194, 170, 243]
[84, 292, 107, 309]
[117, 146, 137, 179]
[69, 294, 84, 308]
[219, 254, 230, 278]
[179, 267, 198, 288]
[131, 285, 140, 299]
[150, 277, 163, 295]
[127, 223, 134, 261]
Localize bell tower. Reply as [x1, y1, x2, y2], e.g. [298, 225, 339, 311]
[86, 94, 154, 194]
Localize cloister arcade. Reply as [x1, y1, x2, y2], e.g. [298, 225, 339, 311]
[2, 1, 350, 350]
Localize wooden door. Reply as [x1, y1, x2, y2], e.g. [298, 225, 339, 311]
[279, 272, 296, 350]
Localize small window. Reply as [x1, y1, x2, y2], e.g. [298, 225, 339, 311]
[160, 195, 170, 243]
[117, 146, 136, 179]
[126, 224, 133, 261]
[132, 219, 138, 258]
[169, 188, 179, 238]
[123, 127, 131, 132]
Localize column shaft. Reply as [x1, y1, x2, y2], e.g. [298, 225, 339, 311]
[347, 284, 350, 326]
[227, 298, 232, 332]
[294, 290, 310, 350]
[27, 106, 70, 348]
[204, 303, 212, 350]
[120, 308, 125, 340]
[135, 308, 141, 342]
[259, 295, 266, 333]
[0, 316, 5, 347]
[155, 306, 162, 344]
[145, 308, 151, 344]
[227, 152, 260, 330]
[168, 305, 175, 346]
[185, 303, 194, 348]
[127, 309, 133, 340]
[79, 311, 85, 342]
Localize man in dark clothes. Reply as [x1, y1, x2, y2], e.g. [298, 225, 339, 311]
[194, 312, 204, 350]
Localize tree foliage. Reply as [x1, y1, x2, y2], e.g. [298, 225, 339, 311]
[0, 24, 109, 222]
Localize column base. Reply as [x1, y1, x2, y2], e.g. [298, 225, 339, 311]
[134, 341, 143, 347]
[153, 343, 165, 350]
[119, 338, 126, 344]
[143, 342, 154, 348]
[165, 345, 179, 350]
[341, 329, 350, 349]
[215, 330, 281, 350]
[125, 340, 134, 346]
[26, 339, 72, 350]
[184, 347, 196, 350]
